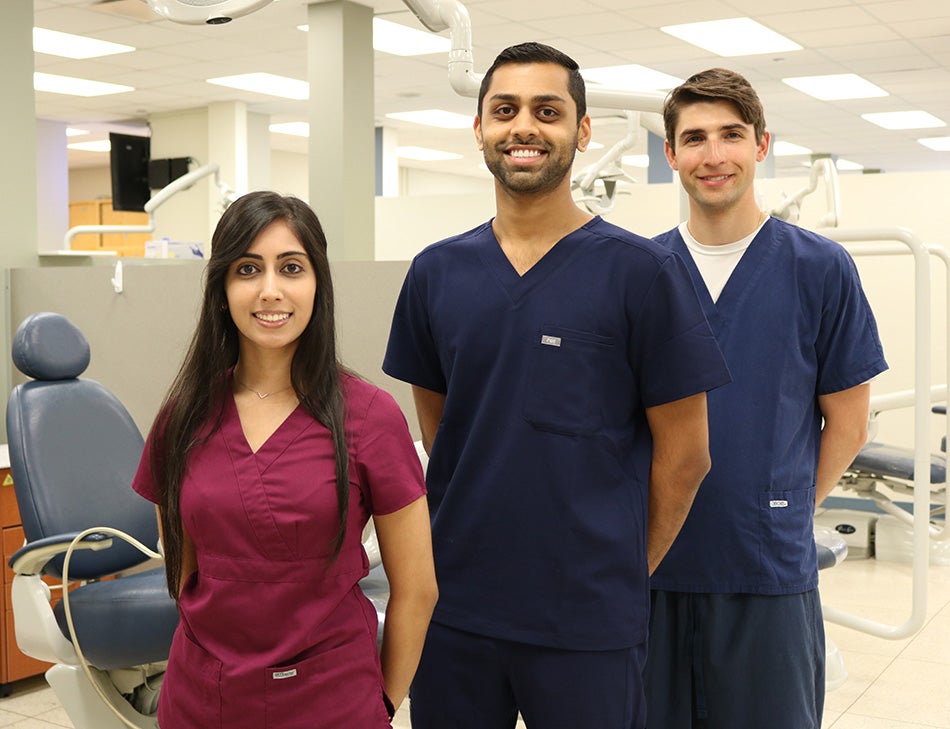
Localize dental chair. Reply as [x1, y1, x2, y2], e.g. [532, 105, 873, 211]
[6, 312, 179, 729]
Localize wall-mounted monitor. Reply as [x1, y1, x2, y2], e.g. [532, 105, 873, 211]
[109, 132, 151, 212]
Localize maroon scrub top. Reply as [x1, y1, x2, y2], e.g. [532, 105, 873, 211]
[132, 373, 426, 728]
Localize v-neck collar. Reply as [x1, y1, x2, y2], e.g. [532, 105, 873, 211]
[477, 216, 601, 304]
[671, 217, 781, 334]
[224, 377, 311, 469]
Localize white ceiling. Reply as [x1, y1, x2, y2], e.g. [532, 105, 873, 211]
[33, 0, 950, 180]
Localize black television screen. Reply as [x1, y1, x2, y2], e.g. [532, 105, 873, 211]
[109, 132, 151, 212]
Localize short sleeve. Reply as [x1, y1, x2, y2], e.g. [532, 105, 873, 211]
[131, 430, 158, 504]
[383, 260, 447, 393]
[354, 388, 427, 516]
[633, 253, 731, 407]
[815, 248, 888, 394]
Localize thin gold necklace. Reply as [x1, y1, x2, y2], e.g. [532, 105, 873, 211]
[235, 379, 293, 400]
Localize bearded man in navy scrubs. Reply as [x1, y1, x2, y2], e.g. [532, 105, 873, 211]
[646, 68, 887, 729]
[384, 42, 731, 729]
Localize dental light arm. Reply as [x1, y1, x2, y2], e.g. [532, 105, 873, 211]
[63, 162, 236, 250]
[770, 157, 841, 228]
[572, 112, 640, 215]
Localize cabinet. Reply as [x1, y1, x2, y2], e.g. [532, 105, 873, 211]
[68, 199, 150, 257]
[0, 467, 54, 692]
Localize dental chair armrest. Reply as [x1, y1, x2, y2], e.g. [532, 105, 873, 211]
[9, 533, 113, 576]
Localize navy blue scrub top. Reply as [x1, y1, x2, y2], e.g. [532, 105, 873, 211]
[384, 217, 730, 650]
[651, 218, 887, 595]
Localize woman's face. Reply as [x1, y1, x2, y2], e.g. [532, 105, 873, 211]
[224, 220, 317, 359]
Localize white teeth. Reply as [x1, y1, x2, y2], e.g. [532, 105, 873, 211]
[255, 312, 289, 322]
[509, 149, 542, 158]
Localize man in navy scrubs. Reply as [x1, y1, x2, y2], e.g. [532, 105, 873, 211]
[384, 43, 731, 729]
[647, 68, 888, 729]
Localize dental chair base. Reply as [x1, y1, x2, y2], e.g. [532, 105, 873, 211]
[46, 663, 162, 729]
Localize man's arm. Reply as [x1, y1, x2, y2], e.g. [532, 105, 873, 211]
[645, 392, 712, 574]
[815, 383, 871, 507]
[411, 385, 446, 456]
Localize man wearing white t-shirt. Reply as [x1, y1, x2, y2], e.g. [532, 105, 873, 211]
[646, 68, 888, 729]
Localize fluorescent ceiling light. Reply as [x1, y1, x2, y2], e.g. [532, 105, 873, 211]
[835, 159, 864, 171]
[207, 73, 308, 100]
[397, 146, 463, 161]
[33, 27, 134, 59]
[622, 154, 650, 168]
[583, 64, 682, 91]
[661, 17, 802, 57]
[68, 140, 111, 152]
[782, 73, 887, 101]
[270, 122, 310, 137]
[772, 141, 812, 156]
[386, 109, 473, 129]
[66, 127, 89, 137]
[862, 111, 946, 130]
[372, 18, 450, 56]
[34, 72, 133, 97]
[918, 136, 950, 151]
[298, 19, 451, 56]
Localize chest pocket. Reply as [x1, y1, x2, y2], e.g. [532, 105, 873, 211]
[523, 326, 616, 436]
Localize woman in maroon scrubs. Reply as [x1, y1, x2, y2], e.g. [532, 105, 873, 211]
[132, 191, 437, 728]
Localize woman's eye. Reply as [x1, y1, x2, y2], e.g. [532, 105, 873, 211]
[284, 262, 304, 274]
[236, 263, 257, 275]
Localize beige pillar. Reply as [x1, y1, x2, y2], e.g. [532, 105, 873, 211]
[307, 1, 375, 260]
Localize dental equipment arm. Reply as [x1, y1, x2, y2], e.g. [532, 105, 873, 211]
[770, 157, 841, 228]
[63, 163, 237, 250]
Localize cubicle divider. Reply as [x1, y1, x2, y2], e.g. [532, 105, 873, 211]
[7, 259, 414, 440]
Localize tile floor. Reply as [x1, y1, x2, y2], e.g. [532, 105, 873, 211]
[2, 557, 947, 728]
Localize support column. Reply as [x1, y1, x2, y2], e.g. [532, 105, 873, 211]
[207, 101, 271, 208]
[307, 1, 375, 260]
[1, 0, 40, 440]
[647, 131, 672, 184]
[35, 119, 69, 253]
[375, 126, 399, 198]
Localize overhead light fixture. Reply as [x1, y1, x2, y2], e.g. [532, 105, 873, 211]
[397, 146, 463, 161]
[207, 73, 308, 100]
[298, 18, 451, 56]
[386, 109, 473, 129]
[918, 136, 950, 151]
[772, 141, 813, 156]
[862, 111, 946, 130]
[835, 159, 864, 171]
[66, 127, 90, 137]
[622, 154, 650, 168]
[372, 18, 450, 56]
[583, 64, 682, 91]
[68, 140, 112, 152]
[33, 27, 135, 59]
[661, 17, 802, 57]
[34, 72, 133, 97]
[782, 73, 887, 101]
[269, 122, 310, 137]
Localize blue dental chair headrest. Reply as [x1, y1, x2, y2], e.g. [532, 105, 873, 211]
[12, 312, 90, 381]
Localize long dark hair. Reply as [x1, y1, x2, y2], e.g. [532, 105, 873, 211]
[150, 191, 349, 598]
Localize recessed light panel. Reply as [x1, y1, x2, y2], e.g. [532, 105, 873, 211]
[397, 146, 463, 161]
[33, 28, 134, 59]
[773, 141, 813, 156]
[583, 65, 682, 91]
[386, 110, 473, 129]
[269, 122, 310, 137]
[372, 18, 450, 56]
[207, 73, 308, 100]
[34, 72, 133, 97]
[661, 17, 802, 57]
[782, 74, 887, 101]
[918, 136, 950, 151]
[861, 111, 946, 130]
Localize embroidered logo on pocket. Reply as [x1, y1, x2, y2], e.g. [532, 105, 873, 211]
[272, 669, 298, 680]
[769, 499, 789, 508]
[540, 335, 562, 347]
